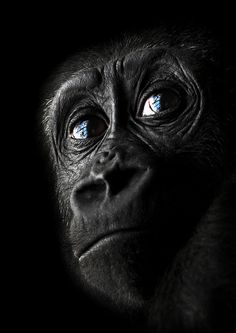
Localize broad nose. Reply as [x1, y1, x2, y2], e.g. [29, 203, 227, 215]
[91, 150, 119, 178]
[71, 149, 140, 212]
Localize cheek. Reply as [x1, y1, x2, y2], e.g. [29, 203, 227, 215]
[56, 160, 89, 200]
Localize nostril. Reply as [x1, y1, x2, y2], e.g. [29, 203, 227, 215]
[71, 167, 142, 213]
[106, 167, 140, 195]
[72, 179, 107, 212]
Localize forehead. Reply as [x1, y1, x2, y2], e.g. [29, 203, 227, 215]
[56, 47, 183, 96]
[45, 29, 214, 102]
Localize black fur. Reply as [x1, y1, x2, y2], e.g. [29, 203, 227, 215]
[41, 27, 236, 332]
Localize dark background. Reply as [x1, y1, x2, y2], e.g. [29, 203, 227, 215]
[7, 4, 236, 332]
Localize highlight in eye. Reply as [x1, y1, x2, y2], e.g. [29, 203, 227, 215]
[70, 116, 107, 140]
[142, 90, 180, 117]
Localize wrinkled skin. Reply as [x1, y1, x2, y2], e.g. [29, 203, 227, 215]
[42, 29, 236, 332]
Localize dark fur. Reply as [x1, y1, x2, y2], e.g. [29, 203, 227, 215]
[41, 28, 236, 332]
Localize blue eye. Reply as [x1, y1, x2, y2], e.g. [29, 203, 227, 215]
[70, 116, 107, 140]
[142, 90, 180, 117]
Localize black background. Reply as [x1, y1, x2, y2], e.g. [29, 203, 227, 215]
[7, 4, 236, 332]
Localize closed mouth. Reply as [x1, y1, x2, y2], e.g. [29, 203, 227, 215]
[78, 227, 150, 261]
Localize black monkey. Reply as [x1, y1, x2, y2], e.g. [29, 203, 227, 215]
[41, 28, 236, 332]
